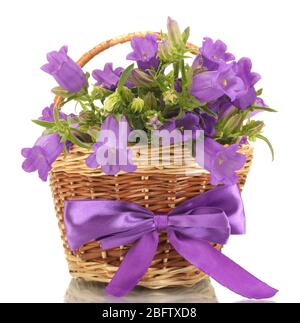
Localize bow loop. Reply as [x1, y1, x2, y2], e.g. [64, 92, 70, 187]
[168, 208, 230, 245]
[169, 185, 245, 234]
[64, 199, 154, 250]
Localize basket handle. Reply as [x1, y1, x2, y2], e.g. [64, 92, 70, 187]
[54, 31, 199, 107]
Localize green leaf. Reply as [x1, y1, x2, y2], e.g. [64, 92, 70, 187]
[53, 105, 63, 127]
[249, 106, 277, 113]
[256, 88, 263, 96]
[183, 64, 193, 92]
[241, 120, 265, 137]
[51, 86, 74, 98]
[32, 119, 56, 128]
[117, 64, 135, 91]
[222, 113, 245, 135]
[256, 134, 275, 161]
[182, 27, 190, 44]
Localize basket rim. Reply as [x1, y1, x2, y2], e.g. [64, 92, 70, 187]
[50, 143, 254, 176]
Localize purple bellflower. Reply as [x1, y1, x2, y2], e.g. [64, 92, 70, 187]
[233, 58, 261, 109]
[193, 37, 235, 71]
[38, 104, 68, 122]
[127, 34, 159, 71]
[92, 63, 125, 91]
[190, 63, 245, 103]
[207, 96, 234, 120]
[41, 46, 86, 93]
[201, 137, 246, 185]
[161, 112, 200, 131]
[160, 112, 201, 142]
[22, 133, 69, 181]
[161, 111, 218, 138]
[199, 113, 217, 137]
[86, 115, 136, 175]
[190, 70, 223, 102]
[200, 96, 236, 137]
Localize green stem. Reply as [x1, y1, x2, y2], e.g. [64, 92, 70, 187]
[89, 101, 96, 111]
[59, 95, 76, 108]
[75, 99, 88, 111]
[256, 134, 275, 161]
[236, 110, 248, 131]
[173, 62, 179, 83]
[53, 105, 63, 129]
[155, 62, 164, 78]
[180, 60, 187, 91]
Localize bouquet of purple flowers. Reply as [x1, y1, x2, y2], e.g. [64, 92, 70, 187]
[22, 17, 275, 184]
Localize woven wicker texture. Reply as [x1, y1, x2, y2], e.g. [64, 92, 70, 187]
[50, 144, 253, 288]
[50, 32, 254, 289]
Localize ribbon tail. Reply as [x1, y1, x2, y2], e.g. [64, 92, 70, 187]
[169, 231, 278, 299]
[105, 231, 159, 297]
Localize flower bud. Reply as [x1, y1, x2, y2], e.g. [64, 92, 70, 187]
[158, 40, 173, 62]
[144, 92, 157, 110]
[245, 121, 265, 137]
[91, 85, 111, 102]
[163, 90, 178, 105]
[51, 86, 73, 97]
[103, 92, 121, 112]
[79, 110, 95, 123]
[222, 114, 245, 135]
[130, 97, 144, 113]
[120, 86, 134, 103]
[128, 69, 155, 88]
[167, 17, 183, 49]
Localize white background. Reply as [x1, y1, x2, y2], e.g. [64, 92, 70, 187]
[0, 0, 299, 303]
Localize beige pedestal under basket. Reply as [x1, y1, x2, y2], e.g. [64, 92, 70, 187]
[49, 32, 254, 290]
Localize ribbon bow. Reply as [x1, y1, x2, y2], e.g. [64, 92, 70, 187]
[64, 184, 277, 299]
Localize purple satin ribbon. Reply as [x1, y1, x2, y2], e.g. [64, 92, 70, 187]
[64, 184, 278, 299]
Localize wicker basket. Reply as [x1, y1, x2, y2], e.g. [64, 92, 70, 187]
[49, 32, 254, 290]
